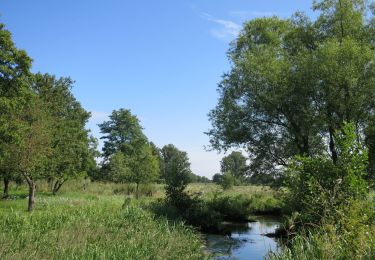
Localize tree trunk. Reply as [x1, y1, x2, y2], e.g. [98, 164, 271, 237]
[52, 180, 64, 195]
[329, 126, 338, 164]
[136, 182, 139, 199]
[28, 182, 36, 212]
[47, 177, 54, 192]
[3, 177, 10, 199]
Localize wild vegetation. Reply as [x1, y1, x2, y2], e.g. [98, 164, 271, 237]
[1, 0, 375, 259]
[207, 0, 375, 258]
[0, 183, 207, 259]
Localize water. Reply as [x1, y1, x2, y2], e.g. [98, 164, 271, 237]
[204, 216, 281, 260]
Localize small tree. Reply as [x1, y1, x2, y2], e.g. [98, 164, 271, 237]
[15, 94, 52, 211]
[220, 171, 235, 190]
[128, 143, 159, 198]
[212, 173, 223, 184]
[162, 144, 192, 209]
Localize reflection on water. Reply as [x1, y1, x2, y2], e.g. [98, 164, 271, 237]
[205, 216, 280, 260]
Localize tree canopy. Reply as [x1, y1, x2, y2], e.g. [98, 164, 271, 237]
[207, 0, 375, 178]
[99, 109, 160, 196]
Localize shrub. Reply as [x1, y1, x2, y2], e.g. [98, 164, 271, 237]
[208, 194, 252, 221]
[284, 122, 369, 228]
[220, 172, 235, 190]
[269, 199, 375, 260]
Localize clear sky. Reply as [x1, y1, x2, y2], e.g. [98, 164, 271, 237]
[1, 0, 313, 178]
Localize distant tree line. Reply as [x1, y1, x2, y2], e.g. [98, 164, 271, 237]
[90, 109, 210, 197]
[212, 151, 275, 187]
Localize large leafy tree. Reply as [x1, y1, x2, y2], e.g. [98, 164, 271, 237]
[0, 23, 32, 198]
[31, 73, 93, 194]
[207, 0, 375, 177]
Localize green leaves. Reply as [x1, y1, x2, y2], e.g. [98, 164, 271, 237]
[162, 144, 192, 207]
[99, 109, 147, 159]
[208, 0, 375, 178]
[99, 109, 160, 186]
[285, 122, 369, 227]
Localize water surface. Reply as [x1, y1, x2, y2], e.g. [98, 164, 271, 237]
[205, 216, 280, 260]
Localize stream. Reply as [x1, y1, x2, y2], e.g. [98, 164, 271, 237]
[204, 216, 281, 260]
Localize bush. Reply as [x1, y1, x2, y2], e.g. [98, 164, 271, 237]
[148, 197, 222, 232]
[220, 172, 235, 190]
[208, 194, 252, 221]
[269, 199, 375, 260]
[284, 122, 369, 228]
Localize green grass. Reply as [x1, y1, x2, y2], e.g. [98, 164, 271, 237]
[0, 181, 283, 259]
[0, 189, 207, 259]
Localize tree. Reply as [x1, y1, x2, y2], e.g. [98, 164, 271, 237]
[161, 144, 192, 208]
[149, 141, 163, 182]
[285, 122, 369, 226]
[13, 94, 52, 211]
[220, 151, 247, 182]
[99, 109, 160, 197]
[212, 173, 223, 184]
[99, 109, 147, 159]
[220, 172, 235, 190]
[103, 152, 130, 183]
[0, 23, 32, 199]
[207, 0, 375, 176]
[366, 120, 375, 182]
[32, 73, 93, 194]
[128, 143, 159, 197]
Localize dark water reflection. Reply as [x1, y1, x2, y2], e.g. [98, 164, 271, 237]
[204, 216, 281, 260]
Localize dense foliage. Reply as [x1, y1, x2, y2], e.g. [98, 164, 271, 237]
[99, 109, 160, 197]
[207, 0, 375, 181]
[0, 24, 95, 210]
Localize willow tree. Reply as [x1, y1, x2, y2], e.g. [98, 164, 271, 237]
[207, 0, 375, 177]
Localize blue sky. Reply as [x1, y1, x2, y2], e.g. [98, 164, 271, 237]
[1, 0, 313, 178]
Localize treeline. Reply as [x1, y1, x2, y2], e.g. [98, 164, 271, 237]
[90, 109, 210, 196]
[212, 151, 276, 188]
[0, 24, 97, 211]
[0, 24, 208, 211]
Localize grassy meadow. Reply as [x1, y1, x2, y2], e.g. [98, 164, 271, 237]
[0, 181, 281, 259]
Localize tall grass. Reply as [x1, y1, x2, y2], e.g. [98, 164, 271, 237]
[0, 194, 207, 259]
[269, 199, 375, 260]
